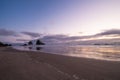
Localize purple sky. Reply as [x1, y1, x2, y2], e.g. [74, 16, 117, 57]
[0, 0, 120, 44]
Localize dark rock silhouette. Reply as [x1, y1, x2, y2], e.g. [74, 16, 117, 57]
[23, 44, 27, 46]
[28, 41, 33, 45]
[36, 40, 45, 45]
[36, 47, 42, 50]
[0, 42, 5, 47]
[0, 42, 11, 47]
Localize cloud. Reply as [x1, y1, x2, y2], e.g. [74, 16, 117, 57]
[16, 39, 30, 42]
[42, 35, 68, 40]
[42, 34, 91, 41]
[96, 29, 120, 36]
[21, 32, 42, 38]
[40, 29, 120, 44]
[0, 29, 42, 43]
[1, 28, 120, 44]
[41, 34, 93, 45]
[41, 35, 68, 44]
[0, 28, 19, 36]
[42, 34, 73, 42]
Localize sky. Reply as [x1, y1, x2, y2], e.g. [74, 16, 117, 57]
[0, 0, 120, 44]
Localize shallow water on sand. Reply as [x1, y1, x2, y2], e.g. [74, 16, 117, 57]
[13, 45, 120, 61]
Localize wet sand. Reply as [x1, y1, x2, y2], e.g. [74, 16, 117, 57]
[0, 47, 120, 80]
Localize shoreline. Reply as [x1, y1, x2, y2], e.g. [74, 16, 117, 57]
[0, 47, 120, 80]
[13, 46, 120, 62]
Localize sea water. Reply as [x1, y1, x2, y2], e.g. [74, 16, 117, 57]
[13, 45, 120, 61]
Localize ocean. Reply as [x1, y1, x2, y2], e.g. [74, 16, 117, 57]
[13, 45, 120, 61]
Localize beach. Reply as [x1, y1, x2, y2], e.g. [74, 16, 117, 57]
[0, 47, 120, 80]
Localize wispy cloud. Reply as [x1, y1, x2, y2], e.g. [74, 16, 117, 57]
[41, 34, 93, 44]
[16, 39, 30, 42]
[0, 28, 120, 44]
[21, 31, 42, 38]
[0, 28, 19, 36]
[40, 29, 120, 44]
[42, 34, 92, 41]
[96, 29, 120, 36]
[41, 35, 68, 44]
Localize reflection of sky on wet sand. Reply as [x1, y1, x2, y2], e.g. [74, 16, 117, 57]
[13, 45, 120, 61]
[67, 46, 120, 61]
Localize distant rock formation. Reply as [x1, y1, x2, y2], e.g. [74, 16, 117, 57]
[25, 39, 44, 50]
[28, 41, 33, 45]
[36, 40, 45, 45]
[23, 44, 27, 46]
[0, 41, 12, 47]
[27, 39, 45, 46]
[93, 42, 120, 45]
[0, 42, 5, 47]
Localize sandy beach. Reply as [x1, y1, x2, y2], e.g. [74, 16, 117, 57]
[0, 47, 120, 80]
